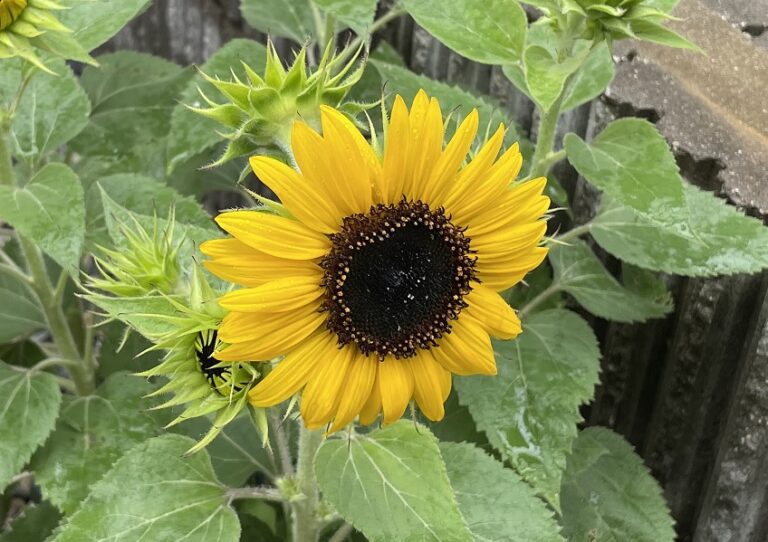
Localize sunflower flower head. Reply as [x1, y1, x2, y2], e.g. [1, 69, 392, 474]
[86, 211, 265, 454]
[0, 0, 95, 73]
[189, 40, 370, 169]
[201, 90, 551, 433]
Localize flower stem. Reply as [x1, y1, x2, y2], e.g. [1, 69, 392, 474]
[18, 236, 94, 395]
[555, 221, 593, 244]
[518, 283, 562, 319]
[291, 426, 324, 542]
[0, 120, 94, 396]
[527, 94, 566, 181]
[227, 486, 284, 503]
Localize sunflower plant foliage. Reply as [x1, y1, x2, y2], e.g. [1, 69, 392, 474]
[0, 1, 766, 541]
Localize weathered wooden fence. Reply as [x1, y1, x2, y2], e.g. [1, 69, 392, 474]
[102, 1, 768, 540]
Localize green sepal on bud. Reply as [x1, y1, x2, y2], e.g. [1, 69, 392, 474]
[85, 209, 266, 454]
[0, 0, 96, 74]
[530, 0, 699, 51]
[90, 209, 182, 298]
[188, 39, 375, 170]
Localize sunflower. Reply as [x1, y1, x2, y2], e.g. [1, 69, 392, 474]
[0, 0, 94, 71]
[201, 90, 550, 431]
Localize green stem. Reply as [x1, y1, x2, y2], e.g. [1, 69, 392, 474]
[555, 221, 592, 244]
[0, 122, 94, 396]
[0, 122, 14, 188]
[518, 283, 562, 319]
[337, 7, 407, 65]
[291, 426, 324, 542]
[19, 237, 94, 395]
[527, 94, 566, 181]
[227, 486, 284, 503]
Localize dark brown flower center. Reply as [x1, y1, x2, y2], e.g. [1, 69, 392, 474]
[320, 200, 477, 359]
[196, 330, 241, 394]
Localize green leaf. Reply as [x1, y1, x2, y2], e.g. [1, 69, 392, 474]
[548, 240, 673, 322]
[560, 427, 675, 541]
[590, 184, 768, 276]
[10, 60, 90, 160]
[565, 118, 685, 215]
[456, 309, 600, 508]
[314, 0, 377, 35]
[175, 412, 278, 486]
[0, 269, 45, 343]
[630, 19, 700, 51]
[370, 58, 520, 143]
[0, 501, 61, 542]
[0, 362, 61, 490]
[240, 0, 314, 42]
[167, 39, 267, 173]
[524, 42, 590, 111]
[440, 442, 564, 542]
[71, 52, 193, 180]
[402, 0, 527, 64]
[316, 421, 472, 542]
[31, 373, 163, 514]
[561, 41, 614, 111]
[50, 434, 240, 542]
[0, 163, 85, 274]
[57, 0, 152, 51]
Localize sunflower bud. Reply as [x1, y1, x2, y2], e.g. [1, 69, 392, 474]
[0, 0, 96, 73]
[86, 210, 266, 454]
[538, 0, 696, 50]
[90, 210, 182, 298]
[188, 40, 372, 168]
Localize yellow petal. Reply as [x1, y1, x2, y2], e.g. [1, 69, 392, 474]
[219, 276, 322, 313]
[426, 109, 479, 205]
[405, 97, 443, 201]
[442, 124, 505, 219]
[476, 246, 549, 290]
[201, 239, 321, 287]
[471, 221, 548, 260]
[465, 286, 522, 340]
[250, 155, 341, 233]
[248, 331, 335, 407]
[217, 304, 325, 360]
[329, 351, 378, 432]
[292, 121, 358, 218]
[432, 316, 497, 376]
[359, 365, 382, 425]
[382, 95, 410, 203]
[379, 357, 414, 424]
[300, 342, 355, 429]
[215, 211, 331, 261]
[319, 106, 374, 214]
[453, 144, 524, 224]
[465, 177, 549, 237]
[409, 350, 447, 421]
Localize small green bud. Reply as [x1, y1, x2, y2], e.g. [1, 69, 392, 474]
[544, 0, 697, 50]
[0, 0, 96, 73]
[90, 210, 182, 298]
[190, 39, 375, 168]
